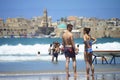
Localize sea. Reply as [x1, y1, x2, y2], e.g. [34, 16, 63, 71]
[0, 38, 120, 80]
[0, 38, 120, 62]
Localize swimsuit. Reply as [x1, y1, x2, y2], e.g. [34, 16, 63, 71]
[53, 48, 59, 58]
[53, 52, 58, 57]
[85, 40, 93, 54]
[64, 47, 75, 58]
[85, 48, 93, 53]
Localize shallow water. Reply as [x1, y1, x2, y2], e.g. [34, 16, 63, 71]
[0, 73, 120, 80]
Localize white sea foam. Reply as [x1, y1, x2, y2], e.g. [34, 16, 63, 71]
[0, 54, 84, 62]
[0, 42, 120, 61]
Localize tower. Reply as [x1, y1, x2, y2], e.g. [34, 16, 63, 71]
[42, 8, 48, 27]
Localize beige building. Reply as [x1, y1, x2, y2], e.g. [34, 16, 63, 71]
[0, 19, 4, 27]
[105, 26, 120, 38]
[55, 22, 81, 38]
[67, 17, 120, 38]
[54, 16, 120, 38]
[0, 9, 53, 38]
[2, 18, 32, 37]
[0, 9, 120, 38]
[31, 9, 52, 27]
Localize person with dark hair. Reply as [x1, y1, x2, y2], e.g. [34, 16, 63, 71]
[62, 24, 77, 79]
[38, 51, 40, 55]
[60, 43, 64, 55]
[75, 44, 79, 55]
[52, 41, 60, 62]
[48, 44, 53, 55]
[83, 27, 96, 77]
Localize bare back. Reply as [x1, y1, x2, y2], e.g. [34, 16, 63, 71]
[62, 31, 75, 48]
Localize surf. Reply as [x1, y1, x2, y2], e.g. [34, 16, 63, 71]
[0, 42, 119, 61]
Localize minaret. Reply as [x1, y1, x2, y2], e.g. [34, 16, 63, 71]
[43, 8, 48, 27]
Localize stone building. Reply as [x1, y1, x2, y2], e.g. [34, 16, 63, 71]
[0, 9, 120, 38]
[55, 22, 66, 37]
[107, 18, 120, 26]
[0, 9, 53, 38]
[104, 26, 120, 38]
[0, 18, 4, 27]
[31, 9, 52, 27]
[1, 18, 33, 37]
[67, 16, 80, 29]
[55, 21, 80, 38]
[0, 19, 4, 36]
[104, 18, 120, 37]
[42, 8, 48, 27]
[79, 17, 120, 38]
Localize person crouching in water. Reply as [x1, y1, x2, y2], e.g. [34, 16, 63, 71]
[52, 41, 60, 62]
[83, 27, 96, 77]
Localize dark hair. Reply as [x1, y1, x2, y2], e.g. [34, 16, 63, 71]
[38, 51, 40, 54]
[67, 24, 73, 29]
[84, 27, 91, 34]
[50, 44, 52, 47]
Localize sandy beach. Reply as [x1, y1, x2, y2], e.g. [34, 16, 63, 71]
[0, 60, 120, 80]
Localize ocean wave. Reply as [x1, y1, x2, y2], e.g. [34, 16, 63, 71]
[0, 54, 84, 62]
[0, 42, 120, 61]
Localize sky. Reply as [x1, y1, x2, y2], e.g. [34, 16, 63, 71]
[0, 0, 120, 21]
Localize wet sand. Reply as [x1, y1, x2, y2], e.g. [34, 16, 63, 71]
[0, 72, 120, 80]
[0, 60, 120, 80]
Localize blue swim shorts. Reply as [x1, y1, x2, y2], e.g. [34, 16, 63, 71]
[86, 48, 93, 54]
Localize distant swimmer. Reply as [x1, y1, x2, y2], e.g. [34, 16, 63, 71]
[48, 44, 53, 55]
[75, 44, 79, 55]
[96, 46, 98, 49]
[38, 51, 40, 54]
[37, 51, 40, 56]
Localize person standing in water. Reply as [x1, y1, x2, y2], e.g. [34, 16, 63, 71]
[52, 41, 60, 62]
[83, 27, 96, 77]
[48, 44, 53, 55]
[62, 24, 77, 79]
[75, 44, 79, 55]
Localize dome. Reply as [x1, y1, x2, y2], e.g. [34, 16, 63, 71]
[57, 23, 67, 29]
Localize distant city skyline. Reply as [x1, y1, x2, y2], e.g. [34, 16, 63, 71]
[0, 0, 120, 21]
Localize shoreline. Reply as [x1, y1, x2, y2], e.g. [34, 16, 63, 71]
[0, 60, 120, 75]
[0, 71, 120, 80]
[0, 70, 120, 76]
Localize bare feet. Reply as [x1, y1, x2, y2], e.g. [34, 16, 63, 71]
[66, 73, 70, 80]
[74, 72, 78, 77]
[91, 73, 94, 76]
[67, 73, 70, 77]
[86, 73, 90, 77]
